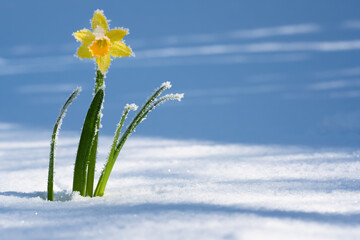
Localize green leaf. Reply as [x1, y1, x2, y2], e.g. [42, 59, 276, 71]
[94, 105, 136, 197]
[94, 82, 183, 197]
[112, 83, 171, 161]
[72, 88, 104, 196]
[85, 70, 105, 197]
[47, 87, 81, 201]
[85, 130, 98, 197]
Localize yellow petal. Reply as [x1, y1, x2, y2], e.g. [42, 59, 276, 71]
[96, 54, 111, 73]
[110, 41, 132, 57]
[92, 10, 108, 33]
[77, 45, 93, 59]
[106, 28, 128, 42]
[73, 29, 95, 45]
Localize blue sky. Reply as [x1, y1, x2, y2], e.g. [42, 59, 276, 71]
[1, 0, 360, 147]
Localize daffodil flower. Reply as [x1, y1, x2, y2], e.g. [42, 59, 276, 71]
[73, 10, 133, 73]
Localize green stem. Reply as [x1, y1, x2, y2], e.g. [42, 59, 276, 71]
[95, 70, 104, 93]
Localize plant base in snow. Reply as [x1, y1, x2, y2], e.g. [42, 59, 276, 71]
[47, 72, 183, 200]
[46, 10, 184, 201]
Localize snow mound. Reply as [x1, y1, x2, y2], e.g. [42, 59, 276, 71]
[0, 127, 359, 239]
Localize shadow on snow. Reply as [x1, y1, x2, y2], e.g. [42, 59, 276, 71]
[1, 191, 359, 226]
[0, 190, 72, 202]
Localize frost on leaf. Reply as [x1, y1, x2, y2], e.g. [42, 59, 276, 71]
[160, 93, 184, 102]
[125, 103, 138, 111]
[161, 81, 172, 89]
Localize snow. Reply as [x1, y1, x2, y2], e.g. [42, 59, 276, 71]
[0, 125, 360, 239]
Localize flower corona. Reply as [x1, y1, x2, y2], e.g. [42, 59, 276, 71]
[89, 37, 111, 57]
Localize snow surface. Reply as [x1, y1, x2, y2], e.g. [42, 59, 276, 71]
[0, 125, 360, 240]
